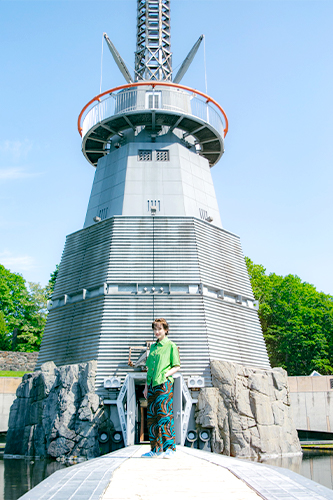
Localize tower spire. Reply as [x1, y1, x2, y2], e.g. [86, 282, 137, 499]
[135, 0, 172, 81]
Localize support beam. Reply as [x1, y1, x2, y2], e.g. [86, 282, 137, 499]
[151, 110, 155, 132]
[173, 35, 204, 84]
[169, 115, 184, 133]
[123, 115, 136, 131]
[183, 125, 206, 139]
[199, 137, 220, 145]
[84, 150, 108, 155]
[104, 33, 133, 84]
[199, 151, 221, 155]
[87, 137, 107, 144]
[100, 123, 123, 137]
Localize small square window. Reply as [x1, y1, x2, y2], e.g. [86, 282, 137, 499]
[138, 150, 152, 161]
[156, 150, 169, 161]
[330, 379, 333, 389]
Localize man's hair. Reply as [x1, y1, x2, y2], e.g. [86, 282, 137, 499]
[152, 318, 169, 334]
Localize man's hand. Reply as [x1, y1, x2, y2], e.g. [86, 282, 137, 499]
[143, 383, 148, 399]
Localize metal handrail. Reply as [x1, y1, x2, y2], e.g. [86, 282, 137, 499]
[78, 82, 228, 139]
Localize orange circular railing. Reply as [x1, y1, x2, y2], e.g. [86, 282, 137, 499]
[77, 81, 228, 138]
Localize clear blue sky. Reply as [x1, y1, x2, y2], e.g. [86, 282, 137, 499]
[1, 0, 332, 295]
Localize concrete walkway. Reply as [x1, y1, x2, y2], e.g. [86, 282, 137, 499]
[18, 445, 333, 500]
[103, 446, 261, 500]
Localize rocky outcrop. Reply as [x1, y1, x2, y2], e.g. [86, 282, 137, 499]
[0, 351, 38, 372]
[5, 361, 109, 459]
[196, 360, 302, 459]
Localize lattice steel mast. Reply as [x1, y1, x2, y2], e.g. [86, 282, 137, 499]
[135, 0, 172, 81]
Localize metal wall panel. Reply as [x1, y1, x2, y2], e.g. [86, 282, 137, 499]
[53, 219, 115, 298]
[106, 217, 201, 283]
[93, 294, 211, 397]
[203, 296, 270, 369]
[194, 219, 253, 297]
[38, 215, 270, 394]
[37, 297, 104, 367]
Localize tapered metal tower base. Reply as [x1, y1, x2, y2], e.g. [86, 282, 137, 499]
[38, 215, 270, 397]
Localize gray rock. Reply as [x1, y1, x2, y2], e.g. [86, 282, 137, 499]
[33, 424, 47, 457]
[271, 368, 286, 391]
[57, 424, 76, 441]
[196, 360, 302, 459]
[75, 420, 94, 438]
[5, 427, 25, 455]
[79, 361, 97, 395]
[250, 392, 274, 426]
[48, 437, 75, 457]
[59, 364, 79, 389]
[235, 389, 253, 418]
[40, 362, 59, 395]
[28, 401, 44, 426]
[5, 360, 108, 460]
[16, 374, 34, 398]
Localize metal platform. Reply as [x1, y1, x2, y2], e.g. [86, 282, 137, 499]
[78, 83, 228, 167]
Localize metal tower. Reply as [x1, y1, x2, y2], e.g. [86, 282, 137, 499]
[37, 1, 270, 447]
[135, 0, 172, 81]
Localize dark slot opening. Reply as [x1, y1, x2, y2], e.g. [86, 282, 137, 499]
[135, 384, 149, 444]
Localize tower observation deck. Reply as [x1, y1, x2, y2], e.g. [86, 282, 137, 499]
[78, 82, 227, 169]
[77, 0, 229, 228]
[37, 0, 270, 447]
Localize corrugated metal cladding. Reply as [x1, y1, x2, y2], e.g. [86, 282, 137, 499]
[37, 297, 104, 368]
[94, 295, 212, 397]
[193, 220, 253, 297]
[37, 216, 270, 391]
[52, 219, 115, 299]
[107, 217, 201, 283]
[203, 297, 270, 369]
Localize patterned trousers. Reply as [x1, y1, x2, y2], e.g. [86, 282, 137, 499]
[147, 380, 176, 453]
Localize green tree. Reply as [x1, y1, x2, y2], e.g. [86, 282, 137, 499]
[45, 264, 59, 300]
[0, 311, 10, 350]
[15, 282, 48, 352]
[0, 265, 30, 338]
[0, 264, 53, 352]
[246, 258, 333, 376]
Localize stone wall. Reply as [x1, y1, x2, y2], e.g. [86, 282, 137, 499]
[5, 361, 110, 459]
[0, 378, 22, 432]
[0, 351, 38, 372]
[288, 375, 333, 433]
[196, 360, 302, 459]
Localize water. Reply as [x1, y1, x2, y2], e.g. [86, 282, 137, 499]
[0, 457, 67, 500]
[260, 449, 333, 490]
[0, 450, 333, 499]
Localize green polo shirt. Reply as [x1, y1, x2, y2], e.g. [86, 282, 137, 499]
[146, 337, 180, 387]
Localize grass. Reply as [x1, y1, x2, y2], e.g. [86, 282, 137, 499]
[0, 370, 31, 377]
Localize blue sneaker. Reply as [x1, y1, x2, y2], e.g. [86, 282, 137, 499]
[141, 450, 156, 458]
[141, 450, 163, 458]
[163, 448, 175, 459]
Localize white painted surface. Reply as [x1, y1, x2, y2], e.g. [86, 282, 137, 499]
[289, 375, 333, 432]
[84, 133, 222, 229]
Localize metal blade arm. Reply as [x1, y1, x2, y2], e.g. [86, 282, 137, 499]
[104, 33, 133, 84]
[173, 35, 204, 84]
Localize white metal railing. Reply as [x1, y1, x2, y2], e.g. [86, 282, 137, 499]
[81, 87, 225, 139]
